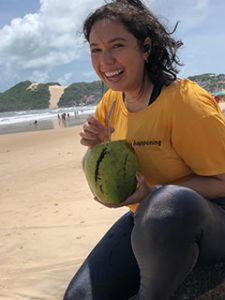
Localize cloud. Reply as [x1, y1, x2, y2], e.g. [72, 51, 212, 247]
[0, 0, 104, 89]
[30, 70, 50, 83]
[82, 70, 98, 81]
[57, 72, 73, 86]
[0, 0, 224, 92]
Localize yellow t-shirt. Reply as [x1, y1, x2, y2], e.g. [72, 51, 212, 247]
[95, 79, 225, 212]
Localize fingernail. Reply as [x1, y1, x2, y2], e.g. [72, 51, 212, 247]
[136, 172, 141, 180]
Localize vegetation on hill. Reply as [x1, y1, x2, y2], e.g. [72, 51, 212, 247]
[0, 81, 51, 112]
[188, 73, 225, 93]
[0, 74, 224, 112]
[58, 81, 108, 107]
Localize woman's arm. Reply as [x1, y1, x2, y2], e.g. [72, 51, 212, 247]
[176, 173, 225, 199]
[98, 172, 225, 209]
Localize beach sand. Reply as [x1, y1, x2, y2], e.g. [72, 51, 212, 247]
[0, 126, 127, 300]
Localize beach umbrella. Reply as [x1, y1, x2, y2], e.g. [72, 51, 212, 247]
[213, 90, 225, 97]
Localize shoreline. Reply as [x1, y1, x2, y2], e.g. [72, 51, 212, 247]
[0, 102, 224, 136]
[0, 114, 88, 135]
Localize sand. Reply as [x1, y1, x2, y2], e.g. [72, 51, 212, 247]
[49, 85, 67, 109]
[27, 82, 66, 109]
[0, 126, 127, 300]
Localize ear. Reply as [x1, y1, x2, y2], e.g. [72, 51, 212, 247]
[143, 37, 151, 59]
[144, 44, 150, 52]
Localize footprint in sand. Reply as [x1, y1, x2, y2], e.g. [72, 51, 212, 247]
[76, 235, 85, 239]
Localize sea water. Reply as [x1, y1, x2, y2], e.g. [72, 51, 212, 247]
[0, 105, 96, 134]
[1, 105, 224, 135]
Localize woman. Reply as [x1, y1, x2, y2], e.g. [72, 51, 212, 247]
[64, 0, 225, 299]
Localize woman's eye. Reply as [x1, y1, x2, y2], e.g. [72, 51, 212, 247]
[91, 48, 101, 53]
[113, 43, 124, 49]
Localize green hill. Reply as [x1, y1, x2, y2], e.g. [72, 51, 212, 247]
[58, 81, 108, 107]
[0, 81, 51, 112]
[0, 80, 108, 112]
[188, 73, 225, 93]
[0, 74, 224, 112]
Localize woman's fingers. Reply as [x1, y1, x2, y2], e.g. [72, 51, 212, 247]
[130, 172, 153, 201]
[92, 173, 154, 208]
[80, 115, 114, 147]
[80, 130, 99, 141]
[112, 173, 153, 207]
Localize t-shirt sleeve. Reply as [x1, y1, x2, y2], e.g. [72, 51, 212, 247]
[171, 91, 225, 176]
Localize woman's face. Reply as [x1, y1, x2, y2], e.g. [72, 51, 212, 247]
[89, 18, 149, 96]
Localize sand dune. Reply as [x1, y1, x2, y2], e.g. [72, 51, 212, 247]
[27, 83, 67, 109]
[49, 85, 66, 109]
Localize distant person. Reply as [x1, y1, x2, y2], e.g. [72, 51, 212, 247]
[214, 96, 219, 103]
[64, 1, 225, 299]
[33, 120, 38, 125]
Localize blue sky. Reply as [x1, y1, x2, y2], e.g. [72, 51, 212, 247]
[0, 0, 224, 92]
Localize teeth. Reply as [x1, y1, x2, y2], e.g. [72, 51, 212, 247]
[105, 69, 123, 77]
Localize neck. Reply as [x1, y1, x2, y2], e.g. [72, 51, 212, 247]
[124, 80, 153, 113]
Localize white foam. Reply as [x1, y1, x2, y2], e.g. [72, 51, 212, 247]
[0, 106, 96, 125]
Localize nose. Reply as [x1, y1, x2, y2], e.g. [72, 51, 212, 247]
[100, 50, 115, 65]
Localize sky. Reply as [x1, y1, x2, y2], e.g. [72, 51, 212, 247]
[0, 0, 224, 92]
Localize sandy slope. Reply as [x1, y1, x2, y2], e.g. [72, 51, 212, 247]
[49, 85, 66, 108]
[27, 83, 66, 109]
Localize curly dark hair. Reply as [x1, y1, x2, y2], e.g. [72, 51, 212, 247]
[83, 0, 183, 86]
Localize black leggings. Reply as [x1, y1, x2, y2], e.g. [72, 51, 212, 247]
[63, 185, 225, 300]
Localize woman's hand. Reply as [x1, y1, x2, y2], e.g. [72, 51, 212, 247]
[80, 115, 114, 147]
[94, 172, 154, 208]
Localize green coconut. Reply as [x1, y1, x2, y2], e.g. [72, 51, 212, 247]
[84, 140, 139, 204]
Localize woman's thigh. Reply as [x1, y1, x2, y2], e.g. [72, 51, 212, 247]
[63, 211, 139, 300]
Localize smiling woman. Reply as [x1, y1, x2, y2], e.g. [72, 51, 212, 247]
[63, 1, 225, 300]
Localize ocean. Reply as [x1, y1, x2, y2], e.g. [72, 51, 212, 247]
[0, 105, 96, 135]
[1, 104, 224, 135]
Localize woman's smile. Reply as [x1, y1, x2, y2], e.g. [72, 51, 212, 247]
[103, 69, 125, 81]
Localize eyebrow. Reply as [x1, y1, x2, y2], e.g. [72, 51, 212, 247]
[90, 37, 127, 47]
